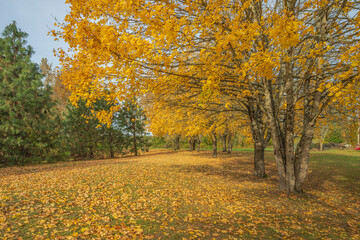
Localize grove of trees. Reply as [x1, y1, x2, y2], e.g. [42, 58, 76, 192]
[52, 0, 360, 193]
[0, 22, 149, 166]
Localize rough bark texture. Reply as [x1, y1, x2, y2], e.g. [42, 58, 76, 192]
[248, 101, 269, 178]
[254, 142, 265, 177]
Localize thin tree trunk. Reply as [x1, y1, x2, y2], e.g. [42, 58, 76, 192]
[188, 139, 193, 151]
[212, 132, 217, 158]
[222, 134, 227, 152]
[133, 119, 137, 156]
[285, 60, 296, 193]
[197, 137, 201, 152]
[227, 134, 233, 154]
[109, 132, 114, 158]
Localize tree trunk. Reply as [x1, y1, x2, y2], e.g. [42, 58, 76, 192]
[254, 141, 266, 177]
[89, 145, 94, 159]
[188, 139, 193, 151]
[133, 119, 137, 156]
[192, 138, 196, 151]
[284, 60, 296, 193]
[319, 141, 324, 151]
[175, 135, 180, 150]
[222, 134, 227, 152]
[227, 134, 233, 154]
[248, 104, 267, 178]
[212, 132, 217, 158]
[197, 137, 201, 152]
[109, 132, 114, 158]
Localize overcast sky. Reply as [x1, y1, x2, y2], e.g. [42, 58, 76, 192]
[0, 0, 69, 67]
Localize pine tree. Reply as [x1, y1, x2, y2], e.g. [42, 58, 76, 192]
[64, 99, 99, 159]
[0, 22, 63, 165]
[119, 100, 149, 156]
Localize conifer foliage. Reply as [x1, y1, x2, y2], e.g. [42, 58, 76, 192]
[0, 22, 63, 165]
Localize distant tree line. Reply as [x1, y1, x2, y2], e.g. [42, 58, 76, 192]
[0, 22, 149, 166]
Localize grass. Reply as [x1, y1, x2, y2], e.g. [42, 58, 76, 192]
[0, 149, 359, 239]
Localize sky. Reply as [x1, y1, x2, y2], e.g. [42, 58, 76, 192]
[0, 0, 69, 67]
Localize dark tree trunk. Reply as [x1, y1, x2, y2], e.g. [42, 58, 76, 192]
[227, 134, 233, 154]
[188, 139, 193, 151]
[175, 135, 180, 150]
[89, 145, 94, 159]
[222, 134, 227, 152]
[192, 138, 196, 151]
[212, 132, 217, 158]
[248, 102, 268, 178]
[133, 119, 137, 156]
[196, 137, 201, 152]
[109, 132, 114, 158]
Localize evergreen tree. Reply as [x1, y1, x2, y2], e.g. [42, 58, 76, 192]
[0, 22, 63, 165]
[64, 99, 99, 159]
[94, 100, 126, 158]
[119, 100, 149, 156]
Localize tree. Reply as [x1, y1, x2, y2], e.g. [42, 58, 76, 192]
[119, 100, 149, 156]
[0, 22, 64, 165]
[53, 0, 360, 193]
[65, 99, 100, 159]
[40, 58, 70, 115]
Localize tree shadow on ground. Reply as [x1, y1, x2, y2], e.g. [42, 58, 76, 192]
[170, 151, 279, 185]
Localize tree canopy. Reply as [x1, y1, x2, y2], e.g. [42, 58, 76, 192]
[53, 0, 360, 193]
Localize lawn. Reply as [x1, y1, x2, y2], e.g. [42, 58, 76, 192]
[0, 149, 359, 239]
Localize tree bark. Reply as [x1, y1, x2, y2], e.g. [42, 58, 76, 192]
[192, 138, 196, 151]
[248, 102, 268, 178]
[212, 132, 217, 158]
[133, 118, 137, 156]
[109, 132, 114, 158]
[175, 134, 180, 150]
[196, 137, 201, 152]
[227, 134, 233, 154]
[284, 60, 296, 193]
[222, 134, 227, 152]
[254, 141, 265, 177]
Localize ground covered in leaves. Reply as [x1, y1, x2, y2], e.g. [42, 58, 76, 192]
[1, 150, 359, 239]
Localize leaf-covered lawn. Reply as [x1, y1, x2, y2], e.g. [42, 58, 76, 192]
[1, 150, 359, 239]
